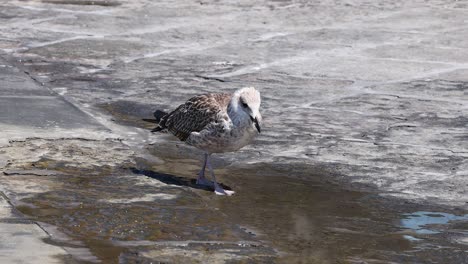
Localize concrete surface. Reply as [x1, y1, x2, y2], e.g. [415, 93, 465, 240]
[0, 56, 111, 144]
[0, 0, 467, 263]
[0, 191, 71, 263]
[1, 0, 466, 206]
[0, 53, 275, 263]
[0, 56, 111, 263]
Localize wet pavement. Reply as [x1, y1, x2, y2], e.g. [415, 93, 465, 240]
[0, 0, 468, 263]
[1, 137, 467, 263]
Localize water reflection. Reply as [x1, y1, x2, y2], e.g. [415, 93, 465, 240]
[401, 211, 468, 235]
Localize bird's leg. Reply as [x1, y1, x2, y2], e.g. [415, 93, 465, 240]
[206, 155, 235, 196]
[196, 153, 213, 186]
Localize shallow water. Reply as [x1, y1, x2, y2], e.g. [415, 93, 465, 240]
[195, 163, 468, 263]
[6, 109, 466, 263]
[11, 153, 468, 263]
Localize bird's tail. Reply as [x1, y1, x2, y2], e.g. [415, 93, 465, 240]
[150, 110, 169, 133]
[153, 110, 168, 122]
[151, 126, 164, 132]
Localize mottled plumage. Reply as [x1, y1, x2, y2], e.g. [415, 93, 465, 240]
[152, 87, 262, 195]
[155, 93, 231, 141]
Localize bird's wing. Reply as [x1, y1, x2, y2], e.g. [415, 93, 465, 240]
[157, 93, 231, 141]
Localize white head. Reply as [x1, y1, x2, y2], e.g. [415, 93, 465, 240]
[230, 87, 262, 133]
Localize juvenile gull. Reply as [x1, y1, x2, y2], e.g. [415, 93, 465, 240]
[152, 87, 262, 195]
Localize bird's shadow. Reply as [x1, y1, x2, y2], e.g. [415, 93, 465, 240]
[130, 168, 232, 192]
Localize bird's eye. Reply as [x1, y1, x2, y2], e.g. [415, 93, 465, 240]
[241, 102, 248, 108]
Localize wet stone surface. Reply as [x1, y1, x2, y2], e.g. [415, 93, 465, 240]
[1, 138, 467, 263]
[0, 139, 278, 263]
[0, 0, 467, 263]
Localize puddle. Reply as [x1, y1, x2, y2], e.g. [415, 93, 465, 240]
[209, 170, 410, 263]
[143, 156, 468, 263]
[4, 117, 467, 263]
[401, 211, 468, 235]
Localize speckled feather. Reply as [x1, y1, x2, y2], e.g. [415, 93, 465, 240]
[157, 93, 232, 141]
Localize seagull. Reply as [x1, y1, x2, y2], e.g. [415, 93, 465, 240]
[152, 87, 262, 195]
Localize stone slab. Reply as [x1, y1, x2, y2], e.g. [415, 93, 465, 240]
[0, 96, 102, 129]
[0, 194, 14, 219]
[0, 223, 68, 264]
[0, 55, 106, 139]
[0, 63, 53, 96]
[0, 192, 70, 263]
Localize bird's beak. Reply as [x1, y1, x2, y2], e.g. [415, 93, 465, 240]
[252, 116, 261, 133]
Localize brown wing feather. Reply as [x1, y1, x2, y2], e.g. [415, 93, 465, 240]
[157, 93, 231, 141]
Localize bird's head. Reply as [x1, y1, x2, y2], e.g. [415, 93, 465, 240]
[231, 87, 262, 133]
